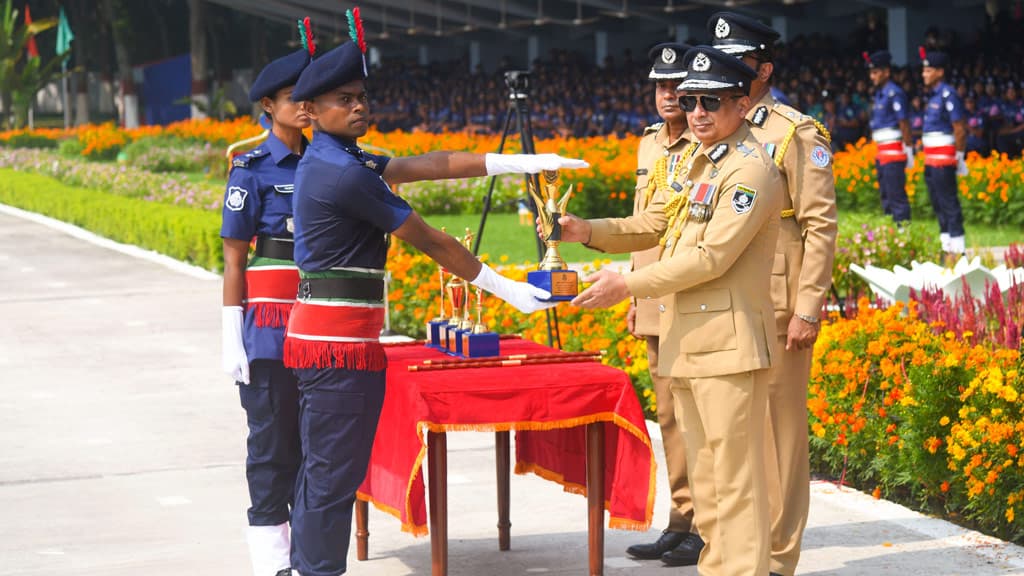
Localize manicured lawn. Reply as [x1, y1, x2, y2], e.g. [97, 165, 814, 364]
[421, 213, 624, 265]
[837, 211, 1021, 249]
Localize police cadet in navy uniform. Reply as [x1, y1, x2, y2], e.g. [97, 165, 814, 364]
[711, 12, 838, 576]
[284, 41, 587, 576]
[865, 50, 914, 224]
[220, 49, 311, 576]
[920, 47, 968, 256]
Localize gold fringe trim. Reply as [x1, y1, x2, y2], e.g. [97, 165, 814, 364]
[356, 490, 430, 537]
[781, 208, 795, 218]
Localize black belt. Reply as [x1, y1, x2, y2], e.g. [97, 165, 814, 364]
[299, 277, 384, 301]
[254, 236, 294, 261]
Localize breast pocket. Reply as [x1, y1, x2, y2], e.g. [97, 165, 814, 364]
[634, 174, 651, 212]
[769, 252, 788, 312]
[676, 288, 737, 353]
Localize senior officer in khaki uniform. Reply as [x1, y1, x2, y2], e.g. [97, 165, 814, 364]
[555, 46, 782, 576]
[624, 41, 704, 568]
[711, 12, 838, 576]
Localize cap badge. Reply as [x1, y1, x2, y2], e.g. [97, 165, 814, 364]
[662, 47, 676, 64]
[692, 53, 711, 72]
[715, 18, 731, 39]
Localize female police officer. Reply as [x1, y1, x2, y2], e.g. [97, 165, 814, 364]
[220, 49, 311, 576]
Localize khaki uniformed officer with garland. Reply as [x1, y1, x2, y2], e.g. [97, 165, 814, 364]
[624, 41, 705, 568]
[555, 46, 783, 576]
[711, 12, 839, 576]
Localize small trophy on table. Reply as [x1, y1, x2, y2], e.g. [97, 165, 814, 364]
[442, 266, 467, 354]
[426, 265, 449, 349]
[461, 283, 500, 358]
[449, 229, 477, 355]
[527, 170, 579, 301]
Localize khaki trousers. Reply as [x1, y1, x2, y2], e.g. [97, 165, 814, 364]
[762, 338, 813, 576]
[646, 336, 694, 532]
[671, 371, 770, 576]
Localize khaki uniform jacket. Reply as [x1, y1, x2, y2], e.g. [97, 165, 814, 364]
[631, 122, 693, 336]
[747, 92, 838, 332]
[588, 124, 783, 379]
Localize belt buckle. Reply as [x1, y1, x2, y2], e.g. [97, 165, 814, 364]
[299, 280, 312, 301]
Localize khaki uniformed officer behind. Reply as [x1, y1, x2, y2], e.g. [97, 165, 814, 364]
[712, 12, 838, 576]
[624, 41, 705, 568]
[553, 46, 782, 576]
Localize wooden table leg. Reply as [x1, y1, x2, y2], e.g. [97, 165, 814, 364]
[427, 431, 449, 576]
[586, 422, 605, 576]
[355, 499, 369, 561]
[495, 430, 511, 550]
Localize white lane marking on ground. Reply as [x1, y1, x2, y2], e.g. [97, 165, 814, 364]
[157, 496, 192, 507]
[0, 203, 221, 281]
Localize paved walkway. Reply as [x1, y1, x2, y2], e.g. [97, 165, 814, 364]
[2, 205, 1024, 576]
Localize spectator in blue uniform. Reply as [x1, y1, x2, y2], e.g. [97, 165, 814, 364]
[920, 47, 967, 255]
[996, 82, 1024, 156]
[284, 40, 587, 576]
[220, 48, 311, 576]
[964, 95, 989, 156]
[865, 50, 913, 224]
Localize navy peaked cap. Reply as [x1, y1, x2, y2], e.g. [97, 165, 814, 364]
[677, 46, 757, 93]
[864, 50, 892, 69]
[708, 12, 779, 56]
[648, 42, 692, 80]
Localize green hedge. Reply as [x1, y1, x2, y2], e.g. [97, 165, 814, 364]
[0, 170, 224, 271]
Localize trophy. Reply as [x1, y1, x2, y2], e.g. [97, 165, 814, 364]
[526, 170, 579, 301]
[426, 261, 449, 349]
[450, 230, 477, 356]
[442, 267, 467, 354]
[461, 282, 500, 358]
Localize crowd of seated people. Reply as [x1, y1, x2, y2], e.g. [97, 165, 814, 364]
[368, 10, 1024, 157]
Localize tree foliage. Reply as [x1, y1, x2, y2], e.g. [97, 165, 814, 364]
[0, 0, 69, 128]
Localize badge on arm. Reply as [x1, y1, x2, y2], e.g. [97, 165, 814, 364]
[226, 186, 249, 212]
[731, 185, 757, 214]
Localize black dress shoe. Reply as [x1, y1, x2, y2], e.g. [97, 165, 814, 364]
[660, 532, 705, 567]
[275, 570, 291, 576]
[625, 530, 687, 560]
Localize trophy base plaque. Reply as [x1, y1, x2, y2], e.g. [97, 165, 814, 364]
[528, 269, 579, 302]
[427, 319, 448, 349]
[462, 332, 500, 358]
[451, 328, 471, 356]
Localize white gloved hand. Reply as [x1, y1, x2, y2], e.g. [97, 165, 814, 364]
[222, 306, 250, 384]
[484, 153, 589, 176]
[955, 151, 968, 176]
[470, 263, 559, 314]
[904, 144, 915, 170]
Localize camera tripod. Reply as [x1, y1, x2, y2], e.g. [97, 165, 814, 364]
[473, 70, 561, 349]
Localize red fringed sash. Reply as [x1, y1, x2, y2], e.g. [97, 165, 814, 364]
[283, 300, 386, 371]
[245, 266, 299, 328]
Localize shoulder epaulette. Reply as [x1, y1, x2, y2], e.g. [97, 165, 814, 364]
[643, 122, 664, 136]
[231, 147, 270, 169]
[771, 103, 831, 143]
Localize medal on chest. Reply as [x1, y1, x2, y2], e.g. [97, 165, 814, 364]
[688, 182, 717, 223]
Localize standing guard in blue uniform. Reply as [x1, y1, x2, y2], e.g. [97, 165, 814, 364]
[220, 48, 312, 576]
[919, 47, 967, 255]
[285, 40, 587, 576]
[864, 50, 913, 224]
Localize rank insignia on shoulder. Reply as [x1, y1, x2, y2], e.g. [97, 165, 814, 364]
[810, 145, 831, 168]
[731, 185, 757, 214]
[708, 143, 729, 163]
[636, 168, 648, 176]
[752, 106, 769, 127]
[225, 186, 248, 212]
[273, 184, 294, 194]
[736, 142, 759, 158]
[232, 157, 249, 168]
[365, 159, 378, 171]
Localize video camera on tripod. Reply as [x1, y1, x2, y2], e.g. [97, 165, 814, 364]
[503, 70, 531, 100]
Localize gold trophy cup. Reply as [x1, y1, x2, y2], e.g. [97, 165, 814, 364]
[527, 170, 579, 301]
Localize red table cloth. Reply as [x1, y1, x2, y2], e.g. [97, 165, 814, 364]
[356, 337, 655, 535]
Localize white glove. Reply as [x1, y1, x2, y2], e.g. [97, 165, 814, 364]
[470, 264, 559, 314]
[484, 153, 589, 176]
[222, 306, 250, 384]
[904, 144, 915, 170]
[955, 151, 968, 176]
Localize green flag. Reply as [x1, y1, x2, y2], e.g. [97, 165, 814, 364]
[56, 6, 74, 56]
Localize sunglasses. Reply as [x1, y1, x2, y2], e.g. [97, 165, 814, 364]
[679, 94, 741, 112]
